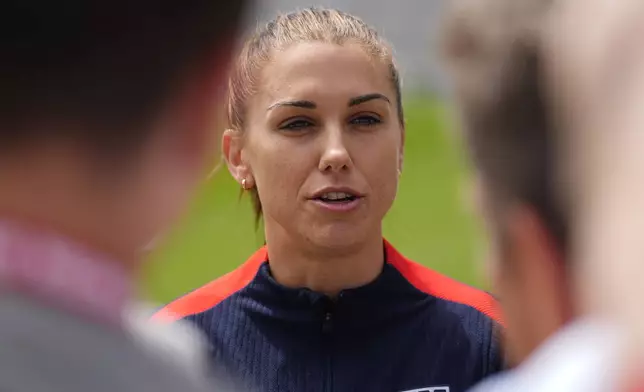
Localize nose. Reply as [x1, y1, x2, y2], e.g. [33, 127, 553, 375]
[318, 127, 353, 173]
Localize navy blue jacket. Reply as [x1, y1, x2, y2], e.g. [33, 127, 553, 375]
[157, 241, 504, 392]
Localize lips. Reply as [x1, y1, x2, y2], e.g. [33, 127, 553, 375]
[318, 191, 357, 203]
[310, 187, 364, 203]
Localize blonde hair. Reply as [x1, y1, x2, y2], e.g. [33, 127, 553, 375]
[226, 7, 404, 221]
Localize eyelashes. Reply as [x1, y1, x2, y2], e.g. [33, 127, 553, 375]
[279, 118, 313, 130]
[278, 115, 382, 131]
[350, 115, 381, 126]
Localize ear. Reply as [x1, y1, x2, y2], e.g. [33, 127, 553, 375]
[222, 129, 252, 187]
[506, 205, 564, 275]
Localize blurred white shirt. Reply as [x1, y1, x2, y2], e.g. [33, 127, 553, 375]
[469, 318, 622, 392]
[123, 301, 211, 381]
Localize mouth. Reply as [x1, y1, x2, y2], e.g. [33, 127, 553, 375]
[309, 189, 365, 212]
[314, 191, 360, 204]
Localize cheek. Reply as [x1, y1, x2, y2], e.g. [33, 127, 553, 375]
[359, 134, 401, 205]
[248, 137, 311, 214]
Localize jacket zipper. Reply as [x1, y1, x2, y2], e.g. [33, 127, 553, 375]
[322, 305, 334, 392]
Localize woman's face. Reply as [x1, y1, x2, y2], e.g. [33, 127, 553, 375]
[231, 41, 403, 251]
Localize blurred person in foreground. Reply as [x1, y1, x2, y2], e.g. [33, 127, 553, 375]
[442, 0, 624, 390]
[547, 0, 644, 389]
[0, 1, 250, 391]
[155, 7, 504, 392]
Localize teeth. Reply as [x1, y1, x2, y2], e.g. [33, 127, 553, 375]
[321, 192, 353, 200]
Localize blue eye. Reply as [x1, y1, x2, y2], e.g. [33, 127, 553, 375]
[279, 119, 313, 130]
[351, 115, 381, 126]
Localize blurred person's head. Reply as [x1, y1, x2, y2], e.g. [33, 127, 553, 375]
[0, 1, 250, 264]
[441, 0, 569, 365]
[222, 8, 404, 258]
[546, 0, 644, 382]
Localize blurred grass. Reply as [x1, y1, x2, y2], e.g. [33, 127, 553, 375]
[141, 98, 487, 303]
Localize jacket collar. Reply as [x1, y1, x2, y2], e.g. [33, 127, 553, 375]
[237, 240, 430, 329]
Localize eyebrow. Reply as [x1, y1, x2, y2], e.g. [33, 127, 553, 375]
[267, 100, 316, 111]
[267, 93, 390, 111]
[348, 93, 390, 106]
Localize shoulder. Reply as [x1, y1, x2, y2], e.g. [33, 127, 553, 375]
[385, 240, 505, 374]
[470, 319, 622, 392]
[124, 300, 210, 378]
[385, 240, 503, 326]
[0, 295, 212, 392]
[152, 247, 267, 322]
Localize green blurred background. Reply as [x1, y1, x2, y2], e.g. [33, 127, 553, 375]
[141, 98, 487, 304]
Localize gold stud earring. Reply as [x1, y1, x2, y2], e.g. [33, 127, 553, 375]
[242, 178, 250, 191]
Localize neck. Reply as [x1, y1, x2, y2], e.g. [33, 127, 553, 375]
[264, 225, 385, 297]
[0, 147, 139, 270]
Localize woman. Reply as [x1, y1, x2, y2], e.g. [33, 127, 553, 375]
[156, 8, 503, 392]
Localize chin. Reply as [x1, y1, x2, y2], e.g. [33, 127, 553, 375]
[306, 228, 367, 255]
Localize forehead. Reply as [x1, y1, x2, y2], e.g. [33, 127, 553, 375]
[257, 41, 394, 103]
